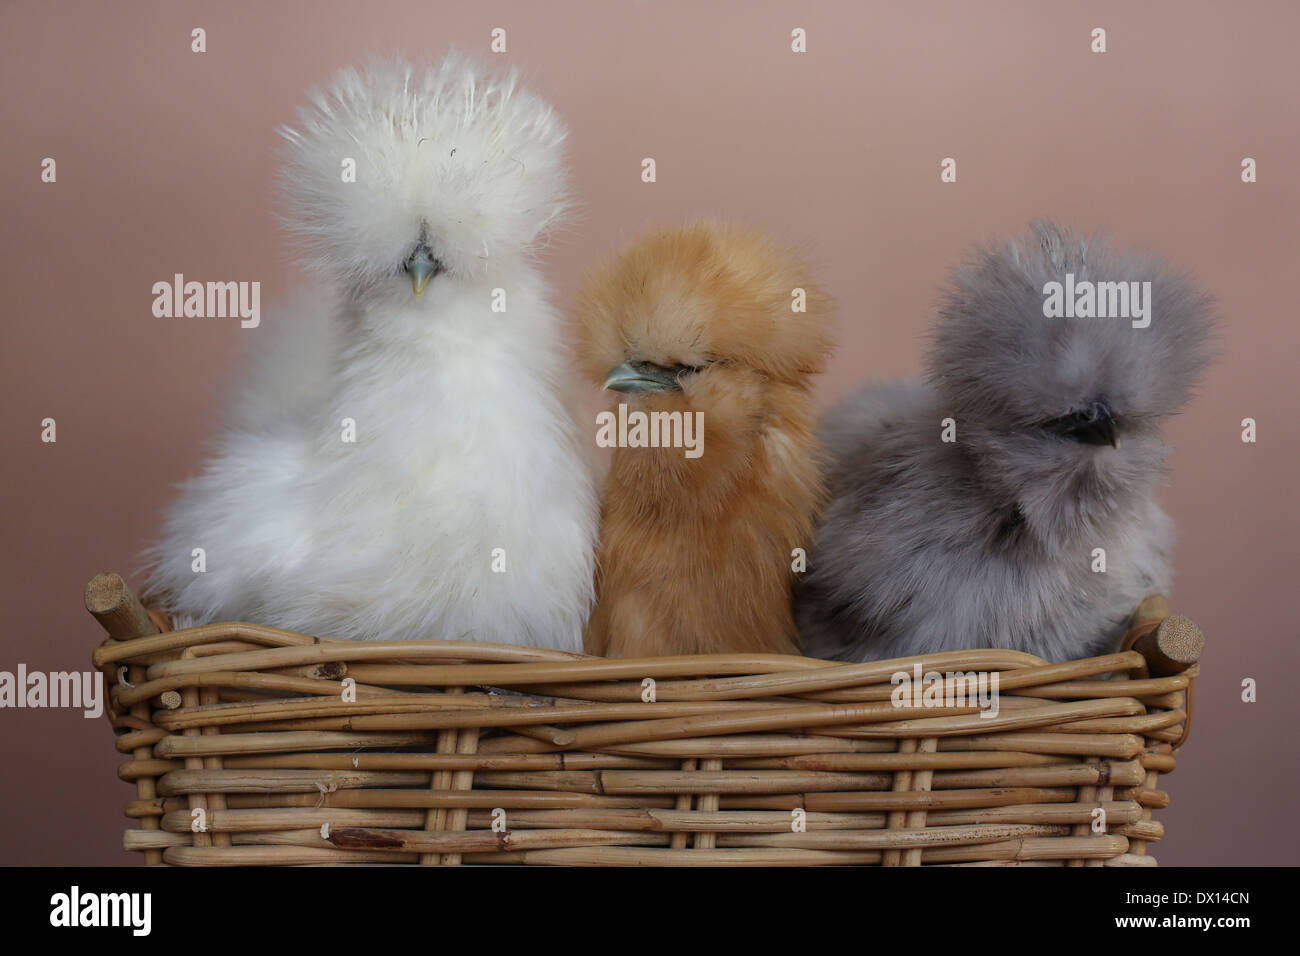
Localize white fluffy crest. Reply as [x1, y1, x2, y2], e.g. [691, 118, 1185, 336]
[145, 57, 597, 649]
[279, 55, 570, 292]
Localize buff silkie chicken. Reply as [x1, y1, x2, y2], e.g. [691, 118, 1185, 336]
[143, 57, 597, 648]
[578, 222, 834, 657]
[796, 221, 1215, 663]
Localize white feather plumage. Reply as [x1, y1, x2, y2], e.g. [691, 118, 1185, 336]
[144, 58, 597, 649]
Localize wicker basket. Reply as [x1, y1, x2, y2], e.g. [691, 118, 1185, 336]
[86, 573, 1202, 867]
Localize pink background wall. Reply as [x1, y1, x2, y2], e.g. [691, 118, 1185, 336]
[2, 0, 1296, 865]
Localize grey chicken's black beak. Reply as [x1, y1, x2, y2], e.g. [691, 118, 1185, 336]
[1045, 401, 1120, 448]
[404, 245, 443, 298]
[602, 360, 691, 394]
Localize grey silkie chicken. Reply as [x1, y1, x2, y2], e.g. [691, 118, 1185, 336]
[795, 221, 1215, 663]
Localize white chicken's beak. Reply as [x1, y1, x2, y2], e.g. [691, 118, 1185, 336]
[404, 247, 442, 298]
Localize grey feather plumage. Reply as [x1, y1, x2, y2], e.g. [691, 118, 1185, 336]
[795, 222, 1215, 663]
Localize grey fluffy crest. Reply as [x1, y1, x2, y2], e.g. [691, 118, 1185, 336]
[929, 221, 1214, 435]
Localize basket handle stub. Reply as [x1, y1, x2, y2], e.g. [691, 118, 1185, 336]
[1129, 615, 1204, 678]
[85, 572, 160, 642]
[1121, 595, 1203, 753]
[85, 572, 167, 865]
[1121, 595, 1204, 678]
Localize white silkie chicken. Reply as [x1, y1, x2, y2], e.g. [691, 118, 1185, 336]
[144, 57, 597, 649]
